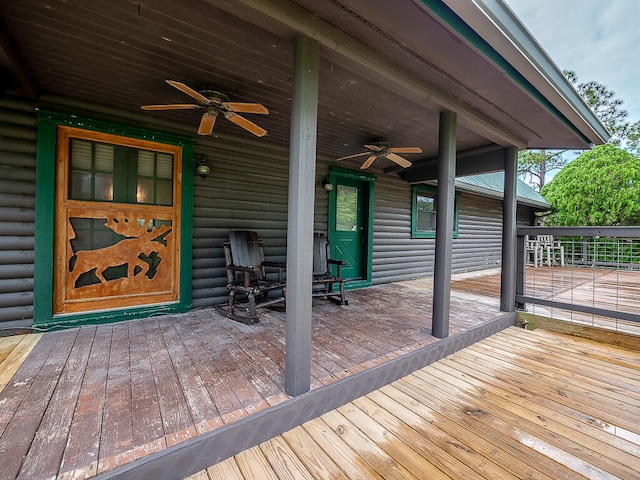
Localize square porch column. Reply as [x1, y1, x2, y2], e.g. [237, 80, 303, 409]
[285, 34, 320, 396]
[500, 146, 518, 311]
[432, 110, 456, 339]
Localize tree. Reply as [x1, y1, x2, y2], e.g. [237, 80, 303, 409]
[565, 70, 640, 152]
[540, 144, 640, 226]
[518, 71, 640, 191]
[517, 150, 565, 192]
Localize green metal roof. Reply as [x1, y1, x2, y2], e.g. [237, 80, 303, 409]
[456, 172, 550, 210]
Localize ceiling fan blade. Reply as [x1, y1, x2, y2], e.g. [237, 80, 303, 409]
[141, 104, 200, 111]
[166, 80, 212, 104]
[223, 102, 269, 114]
[364, 144, 382, 151]
[224, 112, 267, 137]
[360, 155, 377, 170]
[389, 147, 422, 154]
[198, 112, 217, 135]
[336, 151, 371, 161]
[387, 152, 413, 168]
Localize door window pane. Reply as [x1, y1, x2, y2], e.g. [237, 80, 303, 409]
[336, 185, 358, 231]
[68, 138, 173, 206]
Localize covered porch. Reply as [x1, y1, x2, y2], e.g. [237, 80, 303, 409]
[2, 269, 640, 479]
[0, 276, 504, 480]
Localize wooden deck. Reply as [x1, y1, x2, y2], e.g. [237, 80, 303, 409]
[190, 326, 640, 480]
[0, 278, 500, 480]
[453, 266, 640, 334]
[2, 270, 639, 479]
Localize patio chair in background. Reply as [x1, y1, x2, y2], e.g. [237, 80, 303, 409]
[220, 230, 286, 324]
[525, 235, 543, 267]
[537, 234, 565, 267]
[312, 232, 348, 305]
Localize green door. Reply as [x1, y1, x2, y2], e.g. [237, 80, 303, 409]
[329, 170, 374, 286]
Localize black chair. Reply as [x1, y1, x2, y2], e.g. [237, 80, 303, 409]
[221, 230, 286, 323]
[312, 232, 348, 305]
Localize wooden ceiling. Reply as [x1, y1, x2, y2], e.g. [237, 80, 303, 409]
[0, 0, 599, 170]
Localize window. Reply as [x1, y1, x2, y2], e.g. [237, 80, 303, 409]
[69, 139, 174, 205]
[411, 185, 459, 238]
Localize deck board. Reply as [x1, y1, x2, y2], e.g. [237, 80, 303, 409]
[189, 327, 640, 480]
[2, 273, 640, 479]
[59, 327, 113, 480]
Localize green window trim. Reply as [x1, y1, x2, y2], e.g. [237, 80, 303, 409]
[34, 110, 195, 329]
[411, 184, 460, 239]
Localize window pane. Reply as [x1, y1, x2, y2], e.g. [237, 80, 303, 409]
[137, 178, 154, 204]
[157, 153, 173, 179]
[138, 151, 155, 177]
[94, 173, 114, 201]
[416, 194, 436, 232]
[71, 139, 92, 170]
[336, 185, 358, 231]
[70, 171, 92, 200]
[156, 179, 173, 205]
[94, 144, 114, 172]
[68, 135, 174, 206]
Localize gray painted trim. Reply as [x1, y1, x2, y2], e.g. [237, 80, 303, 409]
[500, 147, 517, 312]
[285, 34, 320, 396]
[94, 312, 517, 480]
[400, 147, 506, 183]
[439, 0, 609, 145]
[432, 111, 457, 339]
[517, 296, 640, 324]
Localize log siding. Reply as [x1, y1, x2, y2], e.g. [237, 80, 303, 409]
[0, 97, 542, 328]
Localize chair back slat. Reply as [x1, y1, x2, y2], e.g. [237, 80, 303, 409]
[313, 232, 329, 275]
[229, 230, 265, 279]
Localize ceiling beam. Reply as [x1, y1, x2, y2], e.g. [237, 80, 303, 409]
[208, 0, 527, 149]
[398, 146, 508, 183]
[0, 17, 39, 99]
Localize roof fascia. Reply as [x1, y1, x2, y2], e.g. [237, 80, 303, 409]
[434, 0, 609, 146]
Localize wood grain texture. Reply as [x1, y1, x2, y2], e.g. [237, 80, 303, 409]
[1, 276, 637, 479]
[188, 327, 639, 480]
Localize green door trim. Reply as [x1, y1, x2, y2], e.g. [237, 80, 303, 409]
[327, 166, 376, 289]
[34, 110, 195, 329]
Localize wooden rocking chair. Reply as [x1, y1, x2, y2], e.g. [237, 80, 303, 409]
[220, 230, 286, 324]
[312, 232, 348, 305]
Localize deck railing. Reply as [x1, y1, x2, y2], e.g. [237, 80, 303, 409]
[516, 226, 640, 331]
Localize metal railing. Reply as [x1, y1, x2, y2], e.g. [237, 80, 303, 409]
[516, 226, 640, 331]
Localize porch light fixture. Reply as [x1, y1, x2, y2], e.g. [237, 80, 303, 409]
[322, 178, 334, 192]
[195, 155, 210, 179]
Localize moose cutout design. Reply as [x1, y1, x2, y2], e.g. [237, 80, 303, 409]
[68, 215, 172, 289]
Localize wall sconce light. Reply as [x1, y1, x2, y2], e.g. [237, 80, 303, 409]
[195, 155, 210, 179]
[322, 178, 334, 192]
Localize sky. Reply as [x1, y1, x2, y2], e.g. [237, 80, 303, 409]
[504, 0, 640, 125]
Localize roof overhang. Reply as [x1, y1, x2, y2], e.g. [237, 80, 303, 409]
[0, 0, 608, 173]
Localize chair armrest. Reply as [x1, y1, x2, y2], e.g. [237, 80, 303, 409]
[262, 261, 286, 282]
[226, 264, 256, 288]
[262, 261, 286, 269]
[227, 264, 256, 273]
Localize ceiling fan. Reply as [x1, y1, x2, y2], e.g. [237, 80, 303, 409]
[337, 142, 422, 169]
[141, 80, 269, 137]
